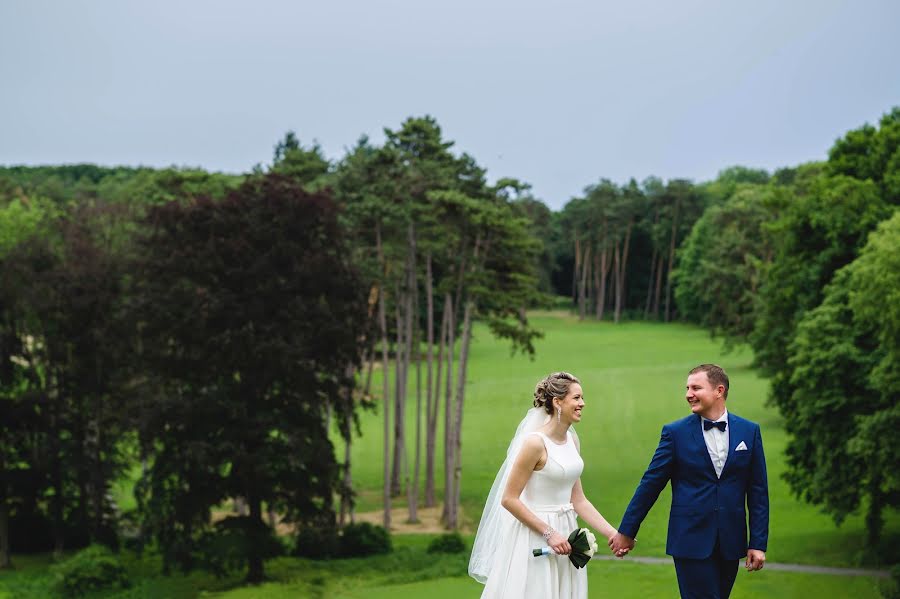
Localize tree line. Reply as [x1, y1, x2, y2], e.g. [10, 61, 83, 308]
[673, 108, 900, 552]
[0, 118, 545, 581]
[0, 107, 897, 579]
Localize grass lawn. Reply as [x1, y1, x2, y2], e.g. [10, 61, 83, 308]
[2, 311, 895, 598]
[350, 311, 898, 569]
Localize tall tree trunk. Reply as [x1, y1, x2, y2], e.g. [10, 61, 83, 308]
[644, 206, 661, 319]
[595, 218, 608, 320]
[50, 410, 65, 557]
[613, 220, 632, 323]
[447, 234, 484, 529]
[324, 402, 333, 432]
[405, 222, 419, 523]
[409, 321, 422, 523]
[592, 250, 601, 319]
[652, 252, 665, 318]
[362, 350, 374, 400]
[597, 246, 610, 321]
[448, 296, 476, 530]
[442, 242, 469, 524]
[245, 492, 264, 584]
[424, 253, 438, 507]
[390, 295, 406, 497]
[427, 285, 449, 508]
[644, 247, 657, 319]
[572, 235, 581, 304]
[376, 223, 391, 530]
[664, 199, 681, 323]
[441, 291, 455, 524]
[339, 364, 356, 526]
[578, 245, 591, 320]
[89, 416, 107, 546]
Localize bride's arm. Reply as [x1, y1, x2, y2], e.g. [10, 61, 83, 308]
[569, 436, 617, 541]
[570, 478, 617, 541]
[501, 435, 573, 555]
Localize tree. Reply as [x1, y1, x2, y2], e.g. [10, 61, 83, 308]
[780, 210, 900, 547]
[0, 196, 56, 567]
[751, 174, 889, 375]
[270, 131, 331, 189]
[132, 173, 367, 582]
[429, 187, 543, 529]
[505, 182, 556, 296]
[673, 184, 780, 343]
[828, 107, 900, 200]
[331, 116, 543, 531]
[0, 200, 132, 558]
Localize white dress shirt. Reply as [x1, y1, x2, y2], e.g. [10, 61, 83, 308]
[702, 409, 729, 478]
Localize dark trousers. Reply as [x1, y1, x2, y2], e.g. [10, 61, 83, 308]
[672, 541, 739, 599]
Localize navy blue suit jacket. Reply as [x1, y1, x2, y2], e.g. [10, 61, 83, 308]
[618, 412, 769, 560]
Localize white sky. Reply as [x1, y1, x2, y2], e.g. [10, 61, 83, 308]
[1, 0, 898, 209]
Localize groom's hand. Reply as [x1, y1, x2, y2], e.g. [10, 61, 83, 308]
[745, 549, 766, 571]
[608, 532, 635, 558]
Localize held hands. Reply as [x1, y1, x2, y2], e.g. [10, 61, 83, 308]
[745, 549, 766, 571]
[608, 531, 635, 558]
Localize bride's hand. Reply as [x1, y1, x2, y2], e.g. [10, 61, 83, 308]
[606, 529, 618, 544]
[548, 531, 572, 555]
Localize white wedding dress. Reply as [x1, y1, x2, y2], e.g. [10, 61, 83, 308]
[479, 430, 588, 599]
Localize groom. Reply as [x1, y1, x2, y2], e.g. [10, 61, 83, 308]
[609, 364, 768, 599]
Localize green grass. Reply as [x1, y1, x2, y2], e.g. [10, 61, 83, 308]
[295, 566, 887, 599]
[2, 312, 895, 597]
[352, 311, 898, 569]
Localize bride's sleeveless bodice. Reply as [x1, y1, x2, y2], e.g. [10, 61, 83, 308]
[478, 427, 588, 598]
[522, 431, 584, 508]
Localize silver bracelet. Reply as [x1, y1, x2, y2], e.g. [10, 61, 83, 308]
[542, 526, 556, 541]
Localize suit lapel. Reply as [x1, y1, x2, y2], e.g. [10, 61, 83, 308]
[690, 415, 718, 478]
[720, 414, 742, 478]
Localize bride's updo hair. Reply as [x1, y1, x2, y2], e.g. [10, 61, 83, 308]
[533, 371, 581, 414]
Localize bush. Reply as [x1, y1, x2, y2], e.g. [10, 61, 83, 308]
[879, 564, 900, 599]
[294, 524, 340, 559]
[196, 516, 284, 577]
[338, 522, 391, 558]
[51, 545, 130, 597]
[427, 532, 466, 554]
[9, 510, 90, 553]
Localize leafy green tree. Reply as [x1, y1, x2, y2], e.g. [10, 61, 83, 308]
[429, 185, 543, 528]
[0, 197, 56, 567]
[780, 210, 900, 547]
[498, 181, 556, 297]
[751, 174, 889, 375]
[673, 184, 780, 343]
[270, 131, 330, 189]
[828, 107, 900, 200]
[132, 173, 367, 582]
[0, 201, 132, 559]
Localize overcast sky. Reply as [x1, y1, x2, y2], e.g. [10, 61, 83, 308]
[2, 1, 898, 209]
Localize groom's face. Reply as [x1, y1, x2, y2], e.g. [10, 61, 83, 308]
[685, 372, 724, 419]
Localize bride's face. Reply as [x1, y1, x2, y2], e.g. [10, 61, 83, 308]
[556, 383, 585, 424]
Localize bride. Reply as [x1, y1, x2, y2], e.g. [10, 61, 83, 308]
[469, 372, 622, 598]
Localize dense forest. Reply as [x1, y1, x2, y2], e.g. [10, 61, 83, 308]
[0, 108, 897, 581]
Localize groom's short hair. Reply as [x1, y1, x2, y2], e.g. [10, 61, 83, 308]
[689, 364, 729, 399]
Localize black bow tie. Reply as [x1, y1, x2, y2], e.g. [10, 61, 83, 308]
[703, 419, 727, 432]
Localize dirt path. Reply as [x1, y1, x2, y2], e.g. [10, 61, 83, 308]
[353, 505, 472, 534]
[217, 505, 889, 579]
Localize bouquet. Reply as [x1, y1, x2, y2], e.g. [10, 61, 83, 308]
[532, 528, 598, 568]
